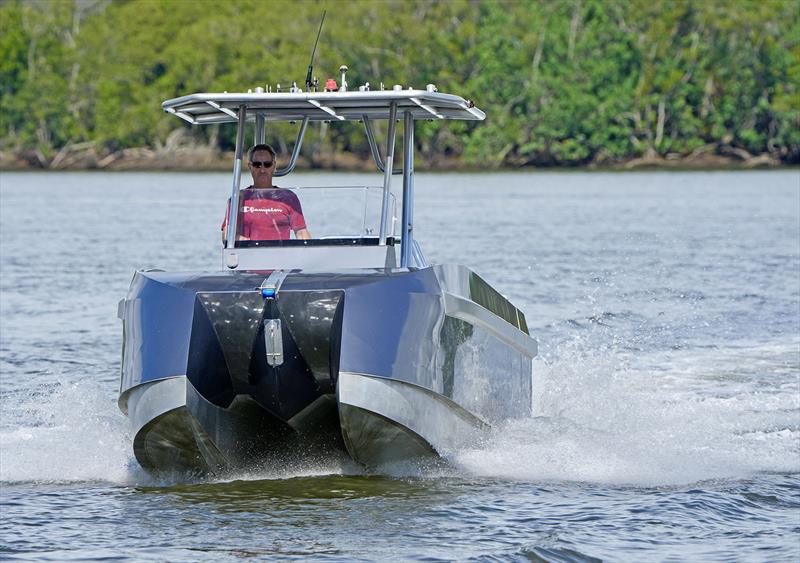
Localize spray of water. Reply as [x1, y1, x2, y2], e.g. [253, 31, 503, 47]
[0, 379, 138, 484]
[451, 336, 800, 486]
[2, 338, 796, 487]
[0, 379, 365, 486]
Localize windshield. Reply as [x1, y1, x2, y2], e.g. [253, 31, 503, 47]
[230, 185, 395, 246]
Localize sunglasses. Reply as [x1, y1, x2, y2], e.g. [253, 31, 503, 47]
[251, 160, 274, 168]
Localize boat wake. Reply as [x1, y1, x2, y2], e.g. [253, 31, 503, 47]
[2, 338, 796, 487]
[0, 379, 136, 485]
[450, 336, 800, 486]
[0, 380, 359, 487]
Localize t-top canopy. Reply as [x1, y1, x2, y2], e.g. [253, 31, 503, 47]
[162, 89, 485, 125]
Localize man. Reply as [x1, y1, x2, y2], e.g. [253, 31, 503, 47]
[221, 144, 312, 243]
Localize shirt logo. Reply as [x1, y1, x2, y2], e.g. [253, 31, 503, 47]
[243, 206, 283, 214]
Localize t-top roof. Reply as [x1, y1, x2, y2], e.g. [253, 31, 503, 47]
[161, 89, 485, 125]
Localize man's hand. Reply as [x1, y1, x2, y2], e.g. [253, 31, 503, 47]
[221, 226, 250, 243]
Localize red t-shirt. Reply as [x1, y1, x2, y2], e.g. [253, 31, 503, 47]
[222, 187, 307, 240]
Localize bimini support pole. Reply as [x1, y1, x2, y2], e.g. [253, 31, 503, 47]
[255, 113, 266, 144]
[363, 115, 384, 171]
[400, 111, 414, 268]
[226, 105, 247, 252]
[275, 116, 309, 177]
[379, 102, 398, 245]
[363, 115, 402, 175]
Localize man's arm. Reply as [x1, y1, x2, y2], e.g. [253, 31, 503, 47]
[295, 228, 311, 240]
[222, 226, 250, 243]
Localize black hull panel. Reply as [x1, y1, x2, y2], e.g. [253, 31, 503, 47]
[119, 266, 535, 473]
[128, 377, 343, 474]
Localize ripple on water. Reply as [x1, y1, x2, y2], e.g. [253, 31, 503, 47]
[1, 170, 799, 560]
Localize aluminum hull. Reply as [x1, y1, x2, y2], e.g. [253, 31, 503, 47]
[119, 265, 536, 473]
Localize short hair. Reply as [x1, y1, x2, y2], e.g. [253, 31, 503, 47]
[248, 143, 276, 162]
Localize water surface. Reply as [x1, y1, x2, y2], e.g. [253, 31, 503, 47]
[1, 170, 798, 560]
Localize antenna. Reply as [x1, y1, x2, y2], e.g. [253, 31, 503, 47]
[305, 10, 326, 91]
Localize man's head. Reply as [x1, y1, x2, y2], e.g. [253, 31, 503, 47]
[248, 144, 277, 188]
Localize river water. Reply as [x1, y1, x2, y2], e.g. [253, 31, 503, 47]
[1, 170, 798, 561]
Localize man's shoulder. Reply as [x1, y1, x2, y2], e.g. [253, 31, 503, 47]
[271, 188, 301, 202]
[240, 187, 295, 196]
[239, 188, 301, 208]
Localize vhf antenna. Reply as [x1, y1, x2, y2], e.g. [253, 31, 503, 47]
[305, 10, 326, 91]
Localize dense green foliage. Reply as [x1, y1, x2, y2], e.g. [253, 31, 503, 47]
[1, 0, 798, 167]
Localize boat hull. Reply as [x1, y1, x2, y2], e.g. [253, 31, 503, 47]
[119, 265, 536, 474]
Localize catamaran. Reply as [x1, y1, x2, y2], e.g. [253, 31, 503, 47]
[117, 72, 538, 474]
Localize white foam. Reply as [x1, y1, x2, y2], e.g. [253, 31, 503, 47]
[0, 380, 139, 484]
[3, 339, 796, 487]
[450, 338, 800, 486]
[0, 379, 362, 486]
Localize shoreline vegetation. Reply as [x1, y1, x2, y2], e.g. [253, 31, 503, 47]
[0, 143, 785, 172]
[2, 0, 798, 172]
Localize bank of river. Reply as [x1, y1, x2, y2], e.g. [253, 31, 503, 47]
[0, 145, 786, 172]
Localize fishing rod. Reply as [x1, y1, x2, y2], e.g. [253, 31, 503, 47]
[305, 10, 327, 92]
